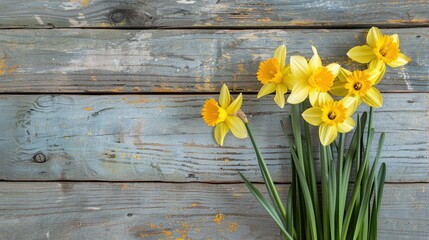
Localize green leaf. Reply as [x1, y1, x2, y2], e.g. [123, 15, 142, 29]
[239, 172, 293, 240]
[245, 124, 287, 223]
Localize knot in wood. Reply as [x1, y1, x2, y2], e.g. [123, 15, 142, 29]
[33, 152, 47, 163]
[110, 10, 125, 23]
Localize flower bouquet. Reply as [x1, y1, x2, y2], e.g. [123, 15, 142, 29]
[201, 27, 410, 240]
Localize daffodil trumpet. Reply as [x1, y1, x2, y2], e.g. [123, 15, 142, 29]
[347, 26, 410, 82]
[288, 46, 341, 107]
[257, 45, 293, 108]
[330, 67, 383, 108]
[201, 84, 247, 146]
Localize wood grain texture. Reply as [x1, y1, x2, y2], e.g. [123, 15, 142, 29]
[0, 93, 426, 183]
[0, 0, 427, 29]
[0, 28, 427, 93]
[0, 182, 427, 240]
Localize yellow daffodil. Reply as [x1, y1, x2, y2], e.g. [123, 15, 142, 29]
[288, 46, 340, 107]
[302, 97, 358, 146]
[257, 45, 293, 108]
[330, 67, 383, 108]
[347, 27, 410, 82]
[201, 84, 247, 146]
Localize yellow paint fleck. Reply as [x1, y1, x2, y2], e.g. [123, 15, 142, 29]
[175, 228, 187, 240]
[257, 17, 271, 22]
[149, 223, 155, 229]
[182, 223, 188, 229]
[213, 213, 224, 225]
[237, 63, 246, 73]
[126, 95, 150, 104]
[229, 222, 238, 232]
[83, 107, 93, 111]
[162, 230, 173, 236]
[91, 75, 97, 81]
[71, 0, 89, 7]
[223, 158, 230, 163]
[111, 87, 124, 92]
[191, 202, 199, 207]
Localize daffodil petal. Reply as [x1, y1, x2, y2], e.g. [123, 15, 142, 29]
[337, 117, 355, 133]
[214, 122, 229, 146]
[274, 45, 287, 68]
[274, 84, 287, 108]
[319, 124, 338, 146]
[282, 65, 294, 89]
[326, 63, 341, 77]
[330, 81, 348, 96]
[391, 34, 399, 44]
[290, 55, 311, 82]
[257, 82, 276, 99]
[368, 59, 386, 84]
[302, 107, 323, 126]
[226, 116, 247, 139]
[367, 27, 383, 48]
[387, 53, 411, 68]
[363, 87, 383, 108]
[341, 96, 359, 116]
[338, 67, 351, 82]
[347, 45, 376, 63]
[287, 82, 310, 104]
[226, 93, 243, 115]
[308, 89, 318, 106]
[365, 68, 382, 85]
[317, 92, 333, 106]
[309, 46, 322, 72]
[219, 84, 231, 108]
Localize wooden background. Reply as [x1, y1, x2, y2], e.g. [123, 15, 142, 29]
[0, 1, 427, 239]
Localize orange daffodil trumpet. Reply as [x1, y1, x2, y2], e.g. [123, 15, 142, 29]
[201, 84, 247, 146]
[256, 45, 293, 108]
[288, 46, 341, 107]
[347, 27, 410, 80]
[330, 68, 383, 108]
[302, 97, 358, 146]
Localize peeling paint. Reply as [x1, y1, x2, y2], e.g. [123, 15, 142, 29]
[0, 53, 17, 75]
[176, 0, 196, 4]
[34, 15, 44, 25]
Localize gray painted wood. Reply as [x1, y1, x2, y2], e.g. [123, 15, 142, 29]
[0, 29, 427, 93]
[0, 182, 427, 240]
[0, 93, 426, 183]
[0, 0, 427, 29]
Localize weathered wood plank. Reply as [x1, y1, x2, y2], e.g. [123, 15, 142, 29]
[0, 0, 427, 29]
[0, 182, 427, 240]
[0, 29, 427, 93]
[0, 93, 426, 183]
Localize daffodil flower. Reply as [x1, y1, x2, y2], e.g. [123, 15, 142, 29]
[347, 27, 410, 82]
[330, 67, 383, 108]
[256, 45, 293, 108]
[302, 97, 358, 146]
[201, 84, 247, 146]
[288, 46, 341, 107]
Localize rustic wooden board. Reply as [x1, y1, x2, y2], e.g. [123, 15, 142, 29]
[0, 29, 427, 93]
[0, 93, 426, 183]
[0, 182, 427, 240]
[0, 0, 427, 29]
